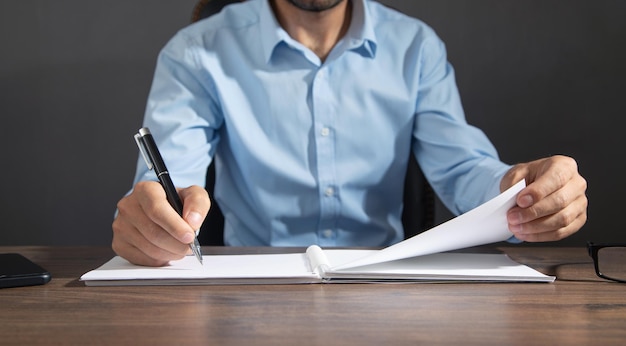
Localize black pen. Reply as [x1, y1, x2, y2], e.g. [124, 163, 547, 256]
[134, 127, 203, 265]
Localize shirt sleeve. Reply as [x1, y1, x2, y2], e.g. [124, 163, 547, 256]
[412, 34, 511, 215]
[132, 32, 223, 189]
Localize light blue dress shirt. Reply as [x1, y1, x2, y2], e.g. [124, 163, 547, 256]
[134, 0, 511, 247]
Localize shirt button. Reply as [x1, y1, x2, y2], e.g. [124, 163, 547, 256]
[320, 127, 330, 137]
[322, 229, 334, 238]
[324, 187, 335, 197]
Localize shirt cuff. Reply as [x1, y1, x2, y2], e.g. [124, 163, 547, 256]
[507, 235, 523, 244]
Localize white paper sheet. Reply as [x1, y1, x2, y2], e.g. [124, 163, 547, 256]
[324, 252, 553, 282]
[82, 253, 319, 282]
[81, 247, 554, 285]
[332, 180, 526, 270]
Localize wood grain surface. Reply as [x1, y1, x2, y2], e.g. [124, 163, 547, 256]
[1, 246, 624, 345]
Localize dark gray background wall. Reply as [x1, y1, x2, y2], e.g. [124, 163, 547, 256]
[1, 0, 624, 246]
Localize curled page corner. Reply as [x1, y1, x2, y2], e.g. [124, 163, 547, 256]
[332, 179, 527, 271]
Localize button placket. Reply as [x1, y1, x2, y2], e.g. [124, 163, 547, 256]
[311, 66, 339, 245]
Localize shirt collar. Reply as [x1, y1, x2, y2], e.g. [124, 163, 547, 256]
[344, 0, 377, 58]
[259, 0, 378, 64]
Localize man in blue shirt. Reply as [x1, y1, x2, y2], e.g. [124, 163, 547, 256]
[113, 0, 588, 266]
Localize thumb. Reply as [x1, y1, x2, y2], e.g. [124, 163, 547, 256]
[178, 185, 211, 231]
[184, 211, 205, 231]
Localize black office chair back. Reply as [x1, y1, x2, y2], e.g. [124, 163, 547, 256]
[191, 0, 243, 23]
[193, 0, 435, 245]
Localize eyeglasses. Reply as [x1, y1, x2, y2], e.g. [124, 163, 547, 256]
[587, 242, 626, 283]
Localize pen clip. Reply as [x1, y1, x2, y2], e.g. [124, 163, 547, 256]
[134, 133, 154, 171]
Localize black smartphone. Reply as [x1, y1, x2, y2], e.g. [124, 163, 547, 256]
[0, 253, 52, 288]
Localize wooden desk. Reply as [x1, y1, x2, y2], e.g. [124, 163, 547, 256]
[1, 246, 625, 345]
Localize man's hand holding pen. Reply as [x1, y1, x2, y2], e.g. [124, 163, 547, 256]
[112, 128, 210, 267]
[113, 181, 211, 267]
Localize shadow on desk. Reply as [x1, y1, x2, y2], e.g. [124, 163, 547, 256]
[546, 262, 607, 283]
[500, 245, 608, 283]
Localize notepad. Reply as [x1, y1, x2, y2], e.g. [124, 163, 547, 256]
[81, 180, 555, 286]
